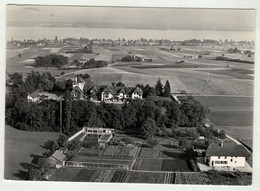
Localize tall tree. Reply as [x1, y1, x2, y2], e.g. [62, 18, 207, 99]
[155, 78, 163, 96]
[63, 90, 72, 134]
[163, 80, 171, 97]
[141, 118, 157, 139]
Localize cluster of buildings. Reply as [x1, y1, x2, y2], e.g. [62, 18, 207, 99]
[27, 76, 143, 103]
[71, 76, 143, 102]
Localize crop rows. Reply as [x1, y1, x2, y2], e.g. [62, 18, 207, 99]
[128, 147, 140, 157]
[164, 173, 175, 184]
[111, 170, 127, 183]
[79, 148, 101, 156]
[138, 148, 161, 158]
[93, 170, 110, 182]
[102, 145, 118, 156]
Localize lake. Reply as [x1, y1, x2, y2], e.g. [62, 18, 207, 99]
[6, 27, 255, 41]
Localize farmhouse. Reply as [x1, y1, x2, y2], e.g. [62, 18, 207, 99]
[101, 85, 143, 102]
[133, 54, 152, 62]
[48, 150, 66, 168]
[205, 141, 248, 167]
[27, 90, 62, 102]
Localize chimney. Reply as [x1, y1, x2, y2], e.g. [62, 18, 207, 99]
[220, 141, 224, 147]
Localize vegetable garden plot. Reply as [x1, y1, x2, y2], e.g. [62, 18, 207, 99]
[72, 169, 99, 182]
[161, 159, 191, 172]
[111, 170, 127, 183]
[93, 170, 110, 182]
[178, 173, 210, 185]
[138, 159, 163, 171]
[102, 145, 118, 156]
[127, 172, 166, 184]
[138, 148, 161, 158]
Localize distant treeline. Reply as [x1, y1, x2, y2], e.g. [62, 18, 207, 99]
[34, 55, 69, 68]
[216, 56, 254, 64]
[65, 46, 93, 53]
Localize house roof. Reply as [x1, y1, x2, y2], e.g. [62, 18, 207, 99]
[76, 76, 85, 83]
[50, 150, 66, 162]
[29, 90, 40, 98]
[72, 86, 83, 92]
[206, 142, 248, 157]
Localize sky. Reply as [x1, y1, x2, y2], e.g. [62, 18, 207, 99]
[7, 5, 255, 31]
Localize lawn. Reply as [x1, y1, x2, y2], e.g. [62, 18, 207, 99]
[138, 159, 163, 171]
[127, 172, 166, 184]
[4, 125, 62, 180]
[161, 159, 191, 172]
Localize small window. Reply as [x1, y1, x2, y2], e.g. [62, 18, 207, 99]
[231, 159, 233, 162]
[225, 156, 227, 159]
[218, 156, 220, 159]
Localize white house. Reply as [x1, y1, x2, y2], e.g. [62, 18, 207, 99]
[101, 85, 143, 102]
[205, 141, 248, 167]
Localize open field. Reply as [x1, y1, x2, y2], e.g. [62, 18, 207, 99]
[162, 159, 191, 172]
[4, 125, 61, 180]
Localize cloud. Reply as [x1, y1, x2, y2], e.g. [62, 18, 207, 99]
[23, 7, 40, 12]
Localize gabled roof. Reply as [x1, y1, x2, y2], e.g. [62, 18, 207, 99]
[132, 87, 143, 94]
[72, 86, 83, 92]
[76, 76, 85, 83]
[29, 90, 40, 98]
[206, 142, 248, 157]
[50, 150, 66, 162]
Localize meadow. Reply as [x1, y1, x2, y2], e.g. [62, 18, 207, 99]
[4, 125, 61, 180]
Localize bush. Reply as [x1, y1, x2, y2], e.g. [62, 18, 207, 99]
[61, 71, 65, 75]
[121, 137, 134, 145]
[147, 138, 159, 147]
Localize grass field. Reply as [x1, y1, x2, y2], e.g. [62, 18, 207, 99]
[72, 169, 99, 182]
[4, 125, 62, 180]
[53, 168, 82, 181]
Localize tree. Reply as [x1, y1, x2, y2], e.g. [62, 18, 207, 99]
[61, 71, 65, 75]
[63, 90, 72, 134]
[28, 167, 42, 180]
[116, 82, 125, 87]
[37, 158, 50, 173]
[8, 73, 23, 87]
[163, 80, 171, 97]
[141, 117, 157, 139]
[143, 84, 156, 98]
[50, 141, 59, 152]
[18, 53, 22, 58]
[155, 78, 163, 96]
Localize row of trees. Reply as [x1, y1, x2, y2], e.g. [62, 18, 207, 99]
[34, 55, 69, 68]
[83, 58, 108, 69]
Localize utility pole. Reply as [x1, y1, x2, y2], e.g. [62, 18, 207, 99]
[60, 99, 62, 133]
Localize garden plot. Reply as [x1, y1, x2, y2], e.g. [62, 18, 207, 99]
[138, 148, 161, 158]
[102, 145, 118, 156]
[161, 150, 187, 159]
[161, 159, 191, 172]
[127, 172, 166, 184]
[111, 170, 127, 182]
[72, 169, 99, 182]
[175, 173, 210, 185]
[138, 159, 163, 171]
[79, 147, 102, 156]
[53, 168, 83, 181]
[93, 170, 110, 182]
